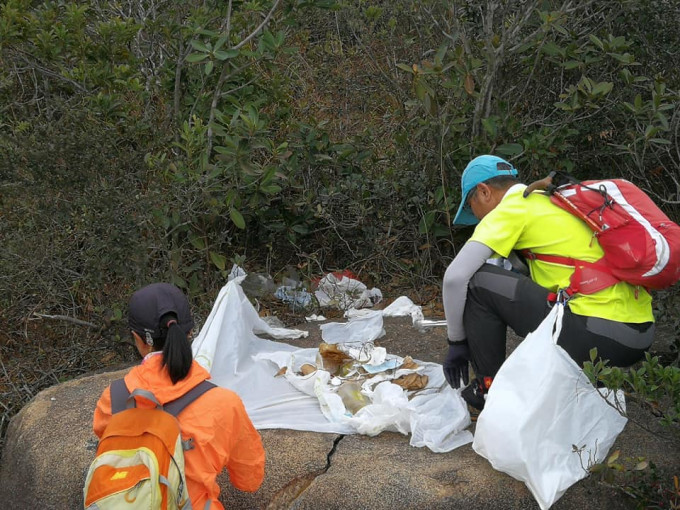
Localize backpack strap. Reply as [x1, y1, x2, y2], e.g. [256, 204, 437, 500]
[110, 378, 130, 415]
[520, 249, 622, 301]
[109, 379, 216, 418]
[523, 171, 580, 198]
[163, 380, 216, 417]
[164, 381, 216, 451]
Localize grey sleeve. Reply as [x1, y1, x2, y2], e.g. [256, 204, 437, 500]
[443, 240, 494, 342]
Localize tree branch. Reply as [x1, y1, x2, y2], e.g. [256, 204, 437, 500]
[32, 313, 98, 329]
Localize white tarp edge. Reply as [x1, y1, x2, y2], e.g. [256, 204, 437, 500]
[191, 279, 473, 452]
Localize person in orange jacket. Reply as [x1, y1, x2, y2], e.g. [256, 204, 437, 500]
[93, 283, 265, 509]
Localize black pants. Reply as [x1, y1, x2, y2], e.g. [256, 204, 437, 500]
[464, 264, 655, 380]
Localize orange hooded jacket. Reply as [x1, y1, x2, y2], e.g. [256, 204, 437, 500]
[93, 353, 265, 509]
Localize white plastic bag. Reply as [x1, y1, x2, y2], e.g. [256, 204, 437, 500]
[320, 310, 385, 344]
[472, 303, 628, 510]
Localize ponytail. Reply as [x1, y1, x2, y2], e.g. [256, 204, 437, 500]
[158, 312, 192, 384]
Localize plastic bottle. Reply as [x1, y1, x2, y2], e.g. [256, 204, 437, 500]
[337, 381, 369, 415]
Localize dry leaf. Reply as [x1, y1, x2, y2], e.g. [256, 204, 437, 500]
[300, 363, 317, 376]
[319, 342, 352, 375]
[464, 73, 475, 95]
[274, 366, 288, 377]
[399, 356, 419, 370]
[393, 373, 429, 391]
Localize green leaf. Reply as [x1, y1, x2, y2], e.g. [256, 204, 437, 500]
[418, 211, 435, 234]
[589, 463, 606, 474]
[610, 52, 635, 64]
[260, 184, 282, 194]
[112, 306, 123, 321]
[171, 274, 187, 289]
[230, 207, 246, 229]
[542, 42, 563, 57]
[591, 81, 613, 96]
[589, 348, 598, 362]
[396, 62, 414, 73]
[204, 61, 213, 75]
[481, 117, 497, 138]
[496, 143, 523, 156]
[214, 35, 228, 51]
[195, 28, 218, 37]
[291, 224, 309, 234]
[214, 49, 239, 60]
[186, 53, 208, 63]
[619, 68, 633, 85]
[589, 34, 604, 50]
[189, 235, 206, 250]
[433, 224, 450, 237]
[414, 80, 427, 100]
[209, 251, 227, 271]
[190, 40, 209, 52]
[562, 60, 581, 70]
[656, 112, 669, 130]
[634, 94, 642, 109]
[434, 44, 448, 66]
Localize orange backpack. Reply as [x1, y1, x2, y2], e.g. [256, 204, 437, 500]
[83, 379, 214, 509]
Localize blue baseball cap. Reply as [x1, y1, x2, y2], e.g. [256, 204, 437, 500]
[452, 155, 518, 226]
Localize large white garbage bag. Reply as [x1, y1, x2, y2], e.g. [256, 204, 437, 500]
[472, 303, 628, 509]
[192, 279, 473, 452]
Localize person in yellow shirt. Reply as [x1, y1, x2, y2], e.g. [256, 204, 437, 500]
[442, 155, 655, 411]
[93, 283, 265, 508]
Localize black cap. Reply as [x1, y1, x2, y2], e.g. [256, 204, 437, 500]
[128, 283, 194, 339]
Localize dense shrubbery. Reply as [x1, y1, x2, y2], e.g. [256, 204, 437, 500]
[2, 0, 679, 314]
[1, 0, 679, 484]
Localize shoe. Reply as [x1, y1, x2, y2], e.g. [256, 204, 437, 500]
[461, 378, 487, 411]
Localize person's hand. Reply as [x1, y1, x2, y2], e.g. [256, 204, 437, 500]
[443, 341, 470, 389]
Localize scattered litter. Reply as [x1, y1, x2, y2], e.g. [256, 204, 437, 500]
[305, 314, 327, 322]
[279, 341, 430, 415]
[258, 338, 473, 451]
[241, 272, 277, 298]
[392, 373, 428, 391]
[343, 308, 376, 318]
[192, 279, 473, 453]
[228, 264, 247, 281]
[351, 295, 446, 333]
[315, 272, 382, 310]
[274, 286, 314, 310]
[362, 358, 400, 374]
[381, 296, 422, 317]
[337, 381, 369, 414]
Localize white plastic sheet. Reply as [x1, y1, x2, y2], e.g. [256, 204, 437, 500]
[320, 310, 386, 344]
[472, 303, 628, 509]
[192, 279, 473, 452]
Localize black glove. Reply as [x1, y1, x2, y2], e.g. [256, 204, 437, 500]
[443, 340, 470, 389]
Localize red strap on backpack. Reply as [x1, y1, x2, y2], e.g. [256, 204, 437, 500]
[522, 171, 680, 300]
[521, 249, 622, 300]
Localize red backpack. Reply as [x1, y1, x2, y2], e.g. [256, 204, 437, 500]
[522, 172, 680, 298]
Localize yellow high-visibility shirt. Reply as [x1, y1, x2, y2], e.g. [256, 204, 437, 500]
[470, 184, 653, 323]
